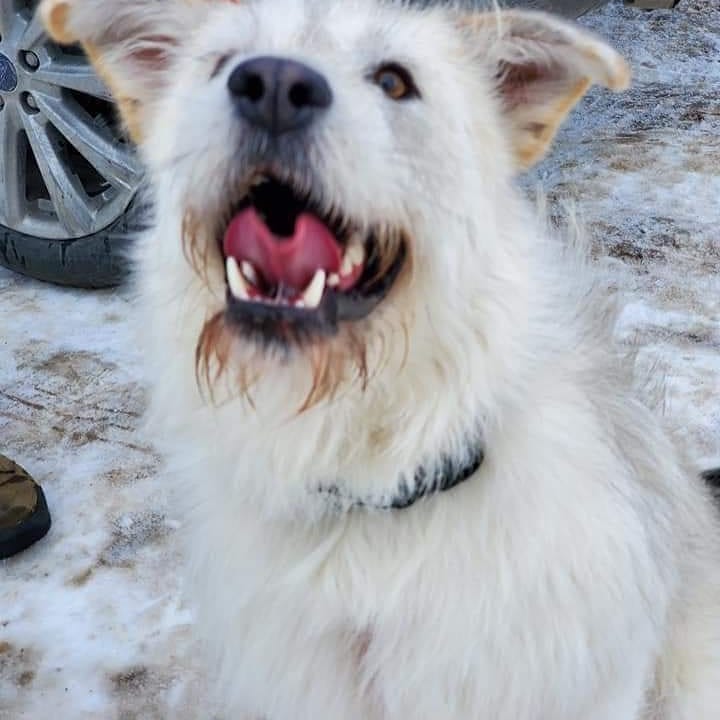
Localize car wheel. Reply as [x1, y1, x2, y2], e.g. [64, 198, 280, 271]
[0, 0, 144, 288]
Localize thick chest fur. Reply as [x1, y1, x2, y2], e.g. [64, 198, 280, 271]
[180, 416, 675, 720]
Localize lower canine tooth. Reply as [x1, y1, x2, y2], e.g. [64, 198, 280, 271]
[302, 269, 326, 309]
[327, 273, 340, 287]
[226, 256, 249, 300]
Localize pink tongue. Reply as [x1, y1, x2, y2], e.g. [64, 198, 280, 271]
[223, 208, 342, 291]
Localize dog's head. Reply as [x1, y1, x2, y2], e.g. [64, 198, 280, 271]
[42, 0, 628, 418]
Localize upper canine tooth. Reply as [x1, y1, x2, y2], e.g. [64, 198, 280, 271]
[302, 269, 326, 309]
[347, 242, 365, 266]
[340, 242, 365, 276]
[340, 255, 353, 277]
[241, 260, 259, 286]
[226, 256, 249, 300]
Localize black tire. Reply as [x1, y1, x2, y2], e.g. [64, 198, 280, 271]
[0, 200, 146, 289]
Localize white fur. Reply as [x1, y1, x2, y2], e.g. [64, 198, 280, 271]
[60, 0, 720, 717]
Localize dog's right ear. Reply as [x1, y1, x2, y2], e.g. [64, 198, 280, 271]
[40, 0, 200, 143]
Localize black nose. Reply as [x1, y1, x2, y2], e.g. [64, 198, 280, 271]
[227, 56, 332, 136]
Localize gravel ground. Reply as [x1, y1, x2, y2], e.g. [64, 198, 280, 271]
[1, 1, 718, 717]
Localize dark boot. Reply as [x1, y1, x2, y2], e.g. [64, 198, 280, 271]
[0, 455, 52, 559]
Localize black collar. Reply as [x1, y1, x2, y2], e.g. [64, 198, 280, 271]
[319, 444, 485, 511]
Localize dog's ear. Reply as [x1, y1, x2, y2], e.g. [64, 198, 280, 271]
[459, 10, 630, 170]
[40, 0, 200, 143]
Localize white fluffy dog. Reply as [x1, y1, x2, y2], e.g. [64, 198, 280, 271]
[42, 0, 720, 717]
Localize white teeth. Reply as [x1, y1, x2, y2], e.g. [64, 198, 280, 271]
[327, 273, 340, 288]
[226, 256, 249, 300]
[301, 269, 326, 309]
[346, 242, 365, 266]
[241, 260, 259, 286]
[340, 255, 353, 277]
[340, 241, 365, 277]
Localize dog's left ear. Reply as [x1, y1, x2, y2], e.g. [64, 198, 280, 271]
[40, 0, 201, 143]
[459, 10, 630, 170]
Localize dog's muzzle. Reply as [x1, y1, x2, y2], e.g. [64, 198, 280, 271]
[219, 173, 407, 346]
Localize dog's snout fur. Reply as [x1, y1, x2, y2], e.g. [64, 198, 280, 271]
[39, 1, 720, 719]
[228, 56, 333, 136]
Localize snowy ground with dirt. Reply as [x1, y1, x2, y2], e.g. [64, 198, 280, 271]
[1, 1, 719, 718]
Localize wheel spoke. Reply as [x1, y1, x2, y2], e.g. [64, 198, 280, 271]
[34, 91, 142, 191]
[0, 108, 26, 227]
[0, 3, 140, 240]
[18, 6, 45, 50]
[0, 0, 20, 43]
[33, 59, 112, 100]
[21, 112, 96, 236]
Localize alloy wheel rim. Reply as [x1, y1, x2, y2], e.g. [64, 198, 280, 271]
[0, 0, 142, 240]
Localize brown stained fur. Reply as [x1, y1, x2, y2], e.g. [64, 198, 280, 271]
[42, 0, 73, 43]
[493, 56, 593, 169]
[195, 314, 372, 414]
[299, 332, 369, 412]
[514, 77, 590, 169]
[367, 227, 405, 285]
[193, 301, 408, 414]
[195, 312, 233, 404]
[190, 219, 411, 412]
[84, 43, 145, 144]
[297, 238, 414, 411]
[182, 208, 216, 288]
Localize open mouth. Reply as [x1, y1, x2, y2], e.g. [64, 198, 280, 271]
[220, 173, 406, 342]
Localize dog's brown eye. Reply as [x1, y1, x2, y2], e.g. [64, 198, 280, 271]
[373, 63, 418, 101]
